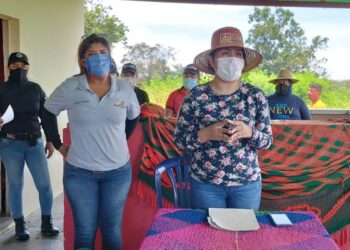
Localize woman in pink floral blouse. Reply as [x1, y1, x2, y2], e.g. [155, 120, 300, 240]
[174, 27, 273, 210]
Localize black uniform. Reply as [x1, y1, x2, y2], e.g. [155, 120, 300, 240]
[134, 87, 149, 105]
[0, 79, 50, 142]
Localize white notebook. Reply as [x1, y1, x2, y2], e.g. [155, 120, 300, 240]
[208, 208, 260, 231]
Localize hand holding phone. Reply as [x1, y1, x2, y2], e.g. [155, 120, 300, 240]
[223, 121, 235, 136]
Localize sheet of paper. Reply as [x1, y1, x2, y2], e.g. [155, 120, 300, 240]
[207, 216, 225, 230]
[2, 105, 14, 125]
[208, 208, 260, 231]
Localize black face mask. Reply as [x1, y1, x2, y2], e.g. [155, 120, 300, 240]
[9, 68, 28, 83]
[276, 84, 290, 96]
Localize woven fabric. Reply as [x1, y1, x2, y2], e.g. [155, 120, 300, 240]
[137, 104, 183, 206]
[136, 105, 350, 239]
[140, 209, 339, 250]
[260, 120, 350, 199]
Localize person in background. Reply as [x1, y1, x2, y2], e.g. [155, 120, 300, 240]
[0, 52, 59, 241]
[121, 63, 149, 105]
[174, 27, 272, 210]
[165, 64, 199, 118]
[110, 58, 119, 77]
[268, 68, 311, 120]
[308, 83, 326, 108]
[43, 34, 140, 250]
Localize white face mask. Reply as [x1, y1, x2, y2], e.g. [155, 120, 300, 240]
[122, 76, 137, 89]
[216, 57, 245, 82]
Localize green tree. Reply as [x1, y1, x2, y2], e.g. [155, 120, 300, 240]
[84, 0, 128, 44]
[246, 7, 329, 75]
[121, 42, 177, 82]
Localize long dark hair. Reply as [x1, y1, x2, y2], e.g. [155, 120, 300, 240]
[77, 34, 111, 75]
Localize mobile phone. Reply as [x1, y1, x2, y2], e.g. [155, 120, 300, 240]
[223, 123, 235, 136]
[269, 213, 293, 227]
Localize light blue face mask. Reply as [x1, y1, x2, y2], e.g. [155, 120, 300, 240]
[85, 54, 111, 77]
[183, 77, 198, 90]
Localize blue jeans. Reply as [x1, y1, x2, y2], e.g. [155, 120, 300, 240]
[190, 177, 262, 210]
[0, 138, 53, 218]
[64, 161, 131, 250]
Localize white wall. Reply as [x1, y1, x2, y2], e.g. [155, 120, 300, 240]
[0, 0, 84, 217]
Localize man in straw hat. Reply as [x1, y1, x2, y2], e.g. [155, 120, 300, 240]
[174, 27, 272, 210]
[268, 68, 310, 120]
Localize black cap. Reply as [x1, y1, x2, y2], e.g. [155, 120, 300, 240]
[184, 64, 199, 76]
[122, 63, 137, 74]
[8, 52, 29, 66]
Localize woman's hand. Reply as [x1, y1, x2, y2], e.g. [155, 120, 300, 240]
[227, 120, 253, 141]
[58, 144, 70, 157]
[45, 142, 55, 159]
[0, 118, 3, 130]
[198, 120, 252, 143]
[198, 120, 235, 143]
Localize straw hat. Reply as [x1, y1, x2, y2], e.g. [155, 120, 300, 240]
[269, 68, 299, 84]
[193, 27, 262, 75]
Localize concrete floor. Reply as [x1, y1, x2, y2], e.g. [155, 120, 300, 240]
[0, 193, 64, 250]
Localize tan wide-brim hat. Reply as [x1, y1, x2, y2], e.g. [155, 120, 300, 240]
[269, 68, 299, 84]
[193, 27, 262, 75]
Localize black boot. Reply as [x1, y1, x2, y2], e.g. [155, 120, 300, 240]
[14, 217, 30, 241]
[41, 215, 60, 236]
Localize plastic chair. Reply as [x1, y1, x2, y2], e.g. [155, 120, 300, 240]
[154, 156, 191, 208]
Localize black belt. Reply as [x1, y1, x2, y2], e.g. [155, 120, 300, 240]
[0, 132, 41, 141]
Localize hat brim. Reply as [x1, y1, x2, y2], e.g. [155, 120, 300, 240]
[269, 78, 299, 84]
[193, 47, 262, 75]
[184, 68, 199, 75]
[8, 59, 29, 66]
[122, 69, 136, 74]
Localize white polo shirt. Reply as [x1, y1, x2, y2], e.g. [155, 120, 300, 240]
[45, 74, 140, 171]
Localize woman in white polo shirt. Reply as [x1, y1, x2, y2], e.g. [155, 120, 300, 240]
[44, 34, 140, 250]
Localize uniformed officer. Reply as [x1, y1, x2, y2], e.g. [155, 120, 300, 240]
[0, 52, 59, 241]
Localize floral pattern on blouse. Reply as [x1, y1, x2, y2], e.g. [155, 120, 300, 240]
[174, 82, 273, 186]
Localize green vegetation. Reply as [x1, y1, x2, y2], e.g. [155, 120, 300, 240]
[84, 0, 128, 44]
[140, 71, 350, 109]
[121, 43, 177, 82]
[141, 74, 214, 107]
[246, 7, 328, 75]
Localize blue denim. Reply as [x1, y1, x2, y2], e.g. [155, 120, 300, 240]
[190, 176, 262, 210]
[0, 138, 53, 218]
[64, 161, 131, 250]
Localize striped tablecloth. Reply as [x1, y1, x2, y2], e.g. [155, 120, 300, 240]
[141, 209, 339, 250]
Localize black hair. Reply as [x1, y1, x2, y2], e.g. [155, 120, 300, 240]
[309, 83, 322, 93]
[110, 58, 119, 76]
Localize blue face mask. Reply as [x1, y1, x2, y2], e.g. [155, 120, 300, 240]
[183, 77, 198, 90]
[85, 54, 111, 77]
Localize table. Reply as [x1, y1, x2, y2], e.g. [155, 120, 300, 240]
[141, 209, 340, 250]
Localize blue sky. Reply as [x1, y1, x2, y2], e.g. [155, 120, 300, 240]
[105, 0, 350, 80]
